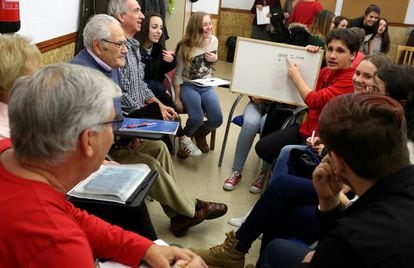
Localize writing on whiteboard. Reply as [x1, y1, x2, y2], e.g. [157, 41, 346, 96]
[276, 53, 305, 63]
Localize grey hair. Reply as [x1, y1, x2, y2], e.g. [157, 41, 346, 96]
[83, 14, 121, 50]
[108, 0, 128, 18]
[9, 63, 122, 166]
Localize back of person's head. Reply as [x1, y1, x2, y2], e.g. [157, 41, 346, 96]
[364, 4, 381, 16]
[333, 16, 349, 29]
[325, 28, 360, 54]
[375, 65, 414, 141]
[0, 34, 41, 100]
[9, 64, 121, 166]
[108, 0, 128, 18]
[348, 27, 365, 51]
[376, 65, 414, 100]
[362, 53, 393, 72]
[83, 14, 121, 50]
[135, 11, 165, 46]
[309, 10, 335, 40]
[319, 93, 409, 179]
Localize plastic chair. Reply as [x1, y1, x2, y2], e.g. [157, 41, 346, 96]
[218, 95, 308, 167]
[164, 72, 216, 151]
[395, 45, 414, 65]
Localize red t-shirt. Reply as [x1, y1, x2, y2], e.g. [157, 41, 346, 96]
[299, 66, 355, 138]
[288, 1, 323, 28]
[0, 139, 153, 267]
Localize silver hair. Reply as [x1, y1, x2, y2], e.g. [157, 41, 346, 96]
[83, 14, 121, 50]
[108, 0, 128, 18]
[9, 63, 122, 165]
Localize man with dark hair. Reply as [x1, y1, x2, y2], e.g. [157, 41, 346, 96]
[192, 28, 360, 268]
[349, 4, 380, 44]
[255, 28, 359, 168]
[261, 93, 414, 267]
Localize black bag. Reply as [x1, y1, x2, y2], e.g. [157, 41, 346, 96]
[269, 7, 289, 43]
[288, 147, 323, 178]
[261, 102, 295, 138]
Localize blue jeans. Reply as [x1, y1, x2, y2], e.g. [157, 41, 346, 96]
[180, 83, 223, 136]
[235, 171, 318, 263]
[261, 239, 310, 268]
[233, 101, 269, 172]
[271, 145, 308, 182]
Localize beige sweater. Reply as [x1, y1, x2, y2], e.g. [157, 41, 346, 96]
[173, 35, 219, 86]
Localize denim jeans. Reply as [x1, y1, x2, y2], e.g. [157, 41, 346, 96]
[235, 172, 318, 262]
[270, 145, 308, 183]
[180, 83, 223, 137]
[261, 239, 310, 268]
[233, 101, 269, 172]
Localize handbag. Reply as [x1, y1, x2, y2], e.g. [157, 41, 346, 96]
[288, 147, 323, 178]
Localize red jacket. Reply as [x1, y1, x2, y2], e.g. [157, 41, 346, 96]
[299, 66, 355, 138]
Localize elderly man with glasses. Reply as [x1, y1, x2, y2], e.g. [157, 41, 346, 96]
[0, 63, 208, 267]
[70, 14, 227, 237]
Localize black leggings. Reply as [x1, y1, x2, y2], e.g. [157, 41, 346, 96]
[255, 126, 304, 164]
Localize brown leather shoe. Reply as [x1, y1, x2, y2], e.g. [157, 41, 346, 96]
[170, 200, 228, 237]
[197, 199, 228, 220]
[170, 207, 209, 237]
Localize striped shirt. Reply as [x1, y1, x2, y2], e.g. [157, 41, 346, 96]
[120, 37, 154, 114]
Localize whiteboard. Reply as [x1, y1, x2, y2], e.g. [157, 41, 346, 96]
[192, 0, 220, 15]
[18, 0, 80, 43]
[221, 0, 254, 10]
[230, 38, 323, 106]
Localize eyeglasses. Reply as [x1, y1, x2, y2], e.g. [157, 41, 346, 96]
[99, 115, 124, 130]
[101, 39, 127, 49]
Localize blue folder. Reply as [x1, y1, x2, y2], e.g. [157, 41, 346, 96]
[117, 118, 179, 135]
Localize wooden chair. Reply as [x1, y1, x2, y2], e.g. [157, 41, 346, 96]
[395, 45, 414, 65]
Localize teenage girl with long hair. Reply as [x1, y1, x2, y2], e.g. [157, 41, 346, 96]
[365, 17, 390, 54]
[173, 12, 223, 158]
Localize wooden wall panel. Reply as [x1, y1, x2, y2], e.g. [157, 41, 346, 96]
[341, 0, 409, 23]
[319, 0, 337, 12]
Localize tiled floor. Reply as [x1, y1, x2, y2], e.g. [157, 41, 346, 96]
[145, 61, 263, 266]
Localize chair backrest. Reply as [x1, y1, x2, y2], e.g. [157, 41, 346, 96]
[280, 106, 309, 129]
[395, 45, 414, 65]
[163, 70, 176, 102]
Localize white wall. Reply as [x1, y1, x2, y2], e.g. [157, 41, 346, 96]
[192, 0, 220, 14]
[221, 0, 254, 10]
[17, 0, 81, 43]
[406, 0, 414, 24]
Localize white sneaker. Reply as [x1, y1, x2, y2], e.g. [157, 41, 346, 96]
[179, 136, 202, 157]
[227, 209, 251, 227]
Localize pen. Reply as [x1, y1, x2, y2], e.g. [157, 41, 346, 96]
[127, 122, 157, 128]
[310, 130, 315, 144]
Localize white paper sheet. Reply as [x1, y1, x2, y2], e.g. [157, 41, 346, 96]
[256, 5, 270, 25]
